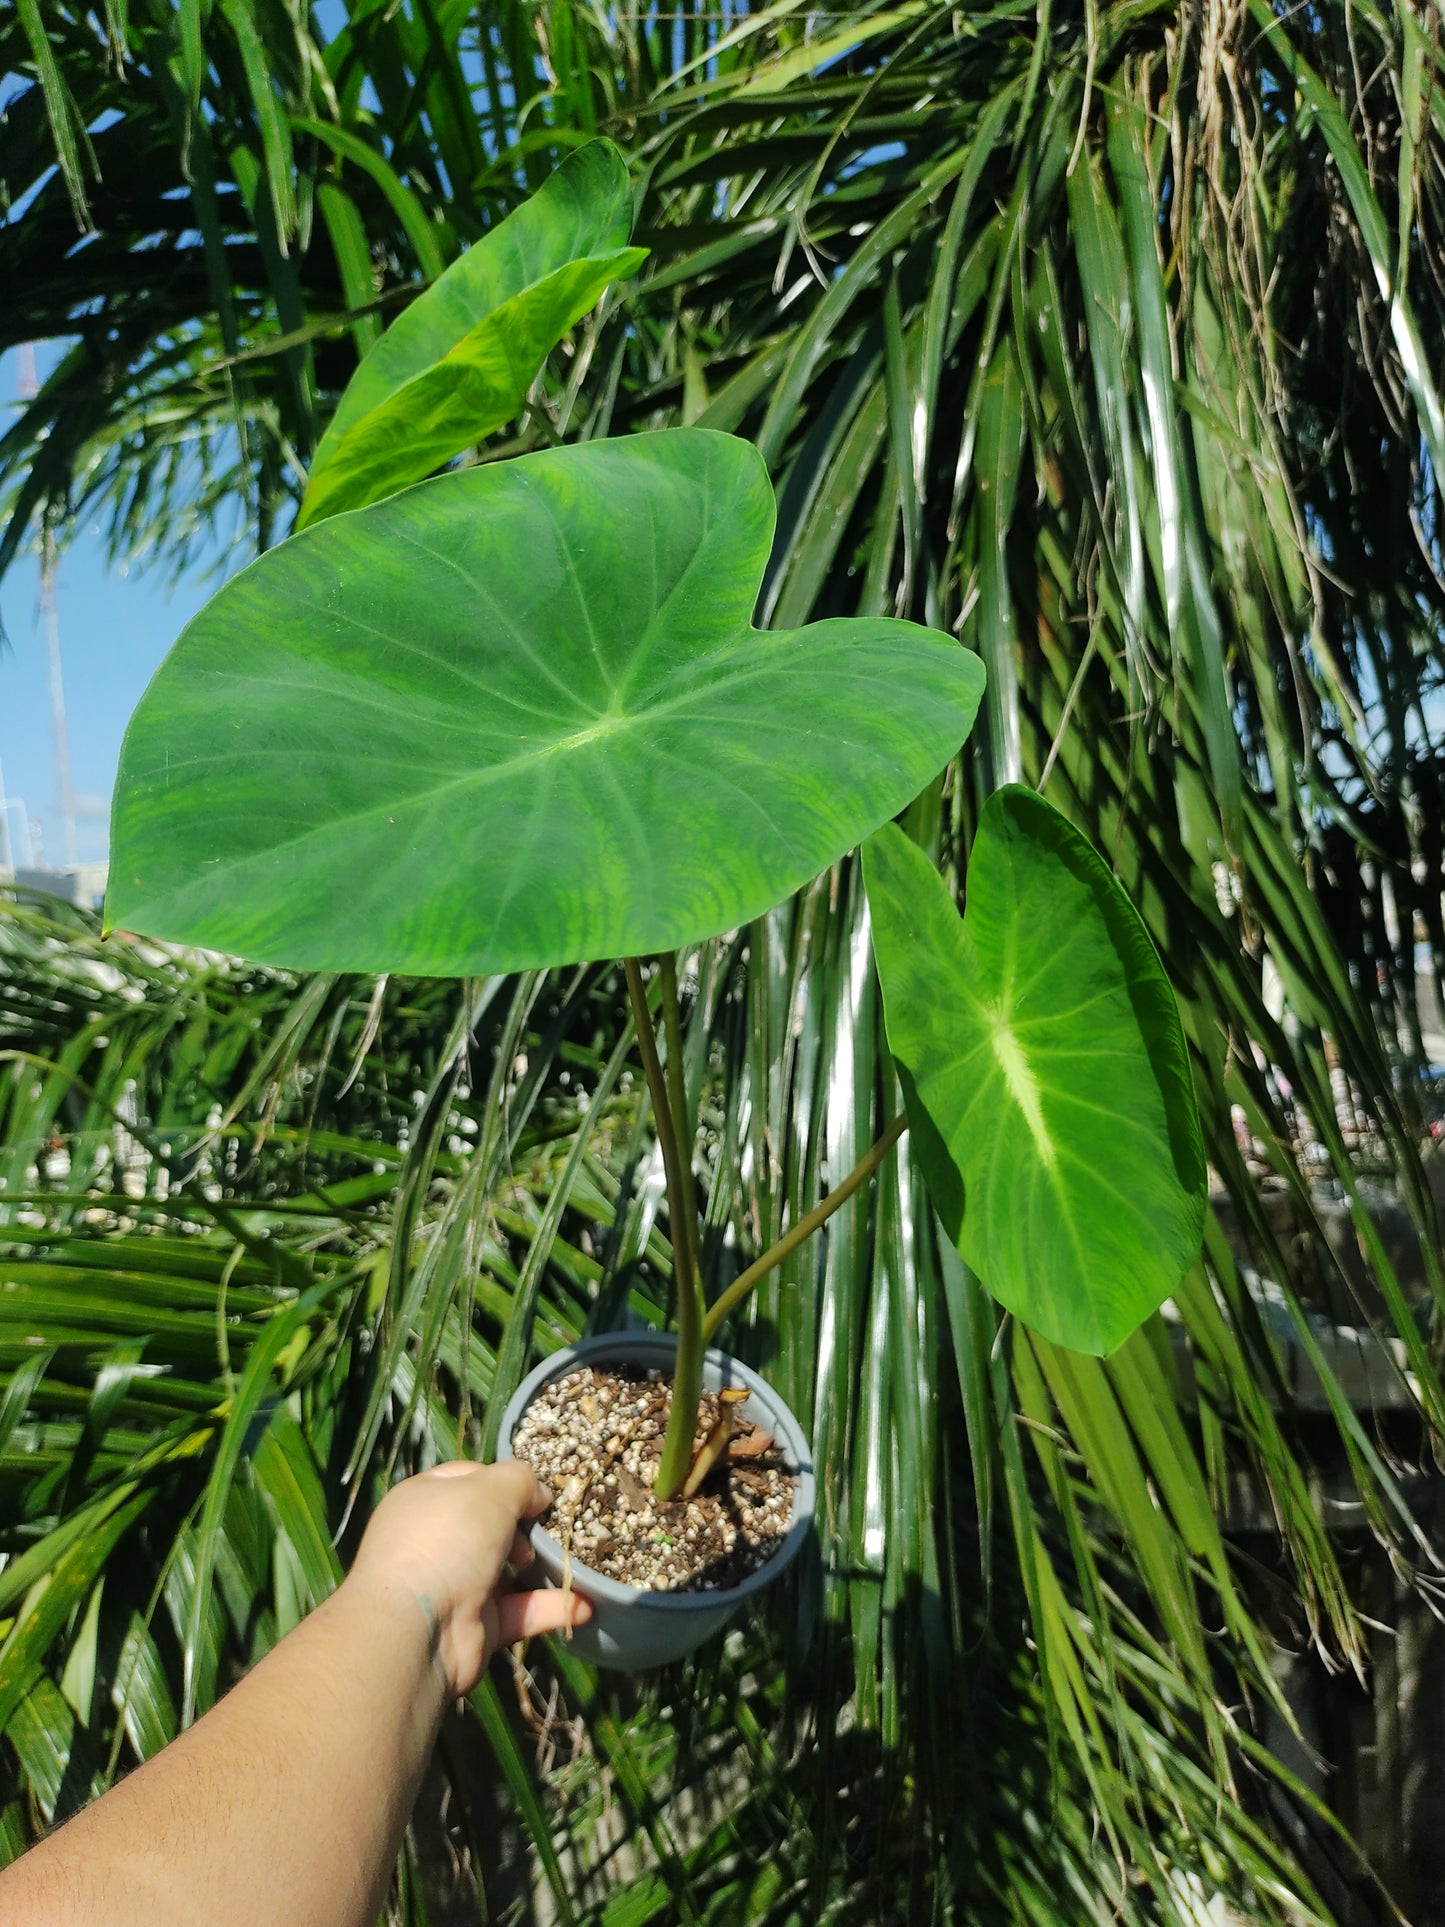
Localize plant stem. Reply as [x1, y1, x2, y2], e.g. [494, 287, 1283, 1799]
[623, 957, 706, 1501]
[701, 1113, 908, 1345]
[658, 953, 700, 1239]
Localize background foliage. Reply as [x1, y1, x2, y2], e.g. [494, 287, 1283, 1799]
[4, 2, 1445, 1920]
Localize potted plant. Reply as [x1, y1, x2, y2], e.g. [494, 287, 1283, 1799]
[105, 140, 1205, 1668]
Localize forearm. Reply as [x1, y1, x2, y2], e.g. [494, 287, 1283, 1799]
[0, 1571, 447, 1927]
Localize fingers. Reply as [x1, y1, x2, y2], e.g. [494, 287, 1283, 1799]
[507, 1526, 534, 1570]
[515, 1465, 554, 1519]
[484, 1457, 553, 1520]
[424, 1457, 553, 1520]
[497, 1585, 592, 1646]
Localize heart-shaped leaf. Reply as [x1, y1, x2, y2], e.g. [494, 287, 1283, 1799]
[108, 429, 984, 976]
[297, 138, 647, 527]
[864, 792, 1205, 1354]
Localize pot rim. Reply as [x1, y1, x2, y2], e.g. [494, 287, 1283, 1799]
[496, 1329, 816, 1614]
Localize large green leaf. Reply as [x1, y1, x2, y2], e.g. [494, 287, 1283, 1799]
[864, 792, 1206, 1354]
[107, 429, 984, 976]
[295, 138, 647, 527]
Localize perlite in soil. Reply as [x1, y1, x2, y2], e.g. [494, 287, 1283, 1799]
[512, 1365, 796, 1593]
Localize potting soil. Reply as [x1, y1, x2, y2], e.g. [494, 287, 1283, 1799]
[511, 1365, 796, 1592]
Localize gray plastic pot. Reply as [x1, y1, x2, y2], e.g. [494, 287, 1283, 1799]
[496, 1330, 816, 1670]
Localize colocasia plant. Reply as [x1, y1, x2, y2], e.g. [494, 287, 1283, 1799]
[108, 140, 1205, 1509]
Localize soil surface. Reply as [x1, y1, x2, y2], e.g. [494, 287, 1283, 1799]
[511, 1365, 796, 1593]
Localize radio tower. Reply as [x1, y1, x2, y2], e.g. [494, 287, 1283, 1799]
[17, 344, 77, 869]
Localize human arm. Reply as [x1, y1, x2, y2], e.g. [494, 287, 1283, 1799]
[0, 1459, 586, 1927]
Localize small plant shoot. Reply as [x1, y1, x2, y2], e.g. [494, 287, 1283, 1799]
[108, 140, 1205, 1538]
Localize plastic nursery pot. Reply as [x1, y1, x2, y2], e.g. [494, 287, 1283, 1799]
[497, 1329, 816, 1671]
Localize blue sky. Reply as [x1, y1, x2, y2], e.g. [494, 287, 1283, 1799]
[0, 536, 219, 870]
[0, 351, 222, 869]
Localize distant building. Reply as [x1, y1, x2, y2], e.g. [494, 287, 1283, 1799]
[5, 863, 108, 912]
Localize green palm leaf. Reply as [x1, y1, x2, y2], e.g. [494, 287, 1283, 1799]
[6, 2, 1445, 1921]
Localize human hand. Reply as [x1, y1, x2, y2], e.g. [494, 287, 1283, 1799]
[345, 1460, 589, 1697]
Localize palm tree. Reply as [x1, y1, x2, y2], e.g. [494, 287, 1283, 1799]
[4, 2, 1445, 1920]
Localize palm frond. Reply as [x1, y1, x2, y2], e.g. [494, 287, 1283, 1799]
[5, 1, 1445, 1919]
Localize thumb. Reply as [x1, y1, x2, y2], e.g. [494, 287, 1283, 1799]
[497, 1585, 593, 1646]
